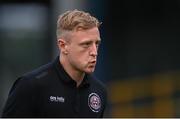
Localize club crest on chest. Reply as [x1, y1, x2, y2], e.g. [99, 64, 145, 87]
[88, 93, 101, 113]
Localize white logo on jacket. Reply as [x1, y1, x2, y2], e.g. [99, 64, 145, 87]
[49, 96, 65, 103]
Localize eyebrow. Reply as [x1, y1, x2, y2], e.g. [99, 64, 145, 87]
[80, 38, 101, 44]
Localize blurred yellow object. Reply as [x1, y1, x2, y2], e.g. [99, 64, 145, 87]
[108, 70, 180, 117]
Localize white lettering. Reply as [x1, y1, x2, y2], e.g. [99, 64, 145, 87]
[49, 96, 65, 103]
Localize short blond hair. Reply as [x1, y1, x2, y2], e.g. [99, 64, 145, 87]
[56, 9, 101, 39]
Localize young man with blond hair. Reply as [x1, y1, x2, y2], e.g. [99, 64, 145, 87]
[2, 9, 107, 117]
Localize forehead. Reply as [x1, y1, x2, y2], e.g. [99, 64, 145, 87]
[71, 27, 101, 42]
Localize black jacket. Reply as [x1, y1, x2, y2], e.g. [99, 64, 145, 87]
[2, 56, 107, 117]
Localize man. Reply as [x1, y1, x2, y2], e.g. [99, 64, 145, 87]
[2, 9, 107, 117]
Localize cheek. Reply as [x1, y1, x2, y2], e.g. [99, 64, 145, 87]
[68, 44, 90, 61]
[77, 53, 89, 63]
[68, 50, 86, 62]
[71, 48, 88, 58]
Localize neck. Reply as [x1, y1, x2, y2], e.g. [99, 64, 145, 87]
[59, 56, 85, 87]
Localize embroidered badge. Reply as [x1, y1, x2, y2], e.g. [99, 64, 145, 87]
[88, 93, 101, 112]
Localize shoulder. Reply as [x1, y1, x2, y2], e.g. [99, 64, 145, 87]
[22, 61, 54, 80]
[9, 61, 55, 95]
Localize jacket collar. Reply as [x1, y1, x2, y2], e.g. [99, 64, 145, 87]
[53, 56, 90, 88]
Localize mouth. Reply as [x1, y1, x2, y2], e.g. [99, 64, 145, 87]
[88, 60, 96, 67]
[86, 61, 96, 73]
[90, 60, 96, 64]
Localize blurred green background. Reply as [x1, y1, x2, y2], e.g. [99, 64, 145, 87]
[0, 0, 180, 117]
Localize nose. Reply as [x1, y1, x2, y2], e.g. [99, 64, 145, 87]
[89, 43, 98, 57]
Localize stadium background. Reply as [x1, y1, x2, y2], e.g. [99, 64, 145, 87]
[0, 0, 180, 117]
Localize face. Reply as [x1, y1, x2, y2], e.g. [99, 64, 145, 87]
[63, 27, 101, 74]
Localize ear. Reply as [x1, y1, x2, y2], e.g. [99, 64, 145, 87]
[57, 39, 68, 55]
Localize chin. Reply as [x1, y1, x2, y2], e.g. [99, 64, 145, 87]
[85, 69, 95, 74]
[85, 71, 93, 74]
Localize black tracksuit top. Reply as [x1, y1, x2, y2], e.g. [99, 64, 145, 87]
[2, 56, 107, 117]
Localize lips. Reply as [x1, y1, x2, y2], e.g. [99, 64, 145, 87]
[89, 60, 96, 64]
[90, 60, 96, 64]
[89, 60, 96, 67]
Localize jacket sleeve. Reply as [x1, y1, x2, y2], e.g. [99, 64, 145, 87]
[1, 77, 36, 117]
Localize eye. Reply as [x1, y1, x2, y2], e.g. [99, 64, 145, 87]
[81, 42, 92, 48]
[85, 42, 91, 46]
